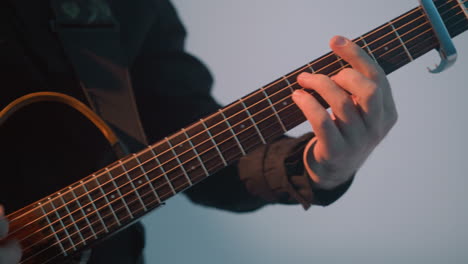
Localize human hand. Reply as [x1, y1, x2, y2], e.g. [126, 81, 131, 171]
[292, 35, 398, 190]
[0, 205, 22, 264]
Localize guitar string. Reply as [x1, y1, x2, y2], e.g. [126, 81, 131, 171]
[9, 1, 464, 247]
[11, 5, 464, 253]
[27, 13, 464, 264]
[26, 110, 310, 264]
[13, 0, 468, 252]
[16, 2, 468, 264]
[5, 0, 451, 226]
[9, 2, 448, 232]
[31, 27, 459, 264]
[30, 5, 468, 252]
[23, 15, 468, 264]
[20, 14, 468, 263]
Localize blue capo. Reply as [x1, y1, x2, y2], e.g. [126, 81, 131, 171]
[419, 0, 458, 73]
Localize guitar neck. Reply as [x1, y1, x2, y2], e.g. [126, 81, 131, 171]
[9, 0, 468, 263]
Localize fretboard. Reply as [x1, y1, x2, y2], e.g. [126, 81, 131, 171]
[8, 0, 468, 263]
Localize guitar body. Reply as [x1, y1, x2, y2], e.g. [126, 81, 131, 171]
[0, 99, 145, 263]
[0, 1, 466, 263]
[0, 100, 115, 213]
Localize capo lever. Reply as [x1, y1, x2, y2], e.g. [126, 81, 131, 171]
[419, 0, 457, 73]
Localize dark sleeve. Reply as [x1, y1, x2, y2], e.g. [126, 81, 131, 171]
[130, 0, 353, 212]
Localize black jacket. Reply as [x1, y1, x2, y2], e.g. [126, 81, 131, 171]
[0, 0, 352, 263]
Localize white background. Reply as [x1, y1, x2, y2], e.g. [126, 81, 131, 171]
[142, 1, 468, 263]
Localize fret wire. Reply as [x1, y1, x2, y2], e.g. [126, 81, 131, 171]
[122, 25, 445, 202]
[165, 137, 193, 185]
[48, 197, 76, 252]
[132, 154, 163, 204]
[31, 22, 444, 258]
[359, 36, 378, 62]
[6, 3, 446, 229]
[182, 128, 210, 176]
[106, 169, 136, 218]
[200, 118, 228, 166]
[218, 110, 247, 155]
[60, 192, 87, 245]
[336, 54, 346, 67]
[24, 12, 464, 262]
[16, 24, 444, 248]
[149, 147, 177, 194]
[282, 76, 295, 93]
[238, 99, 267, 144]
[38, 203, 67, 256]
[30, 93, 313, 264]
[94, 176, 123, 225]
[47, 100, 312, 260]
[13, 12, 446, 243]
[389, 22, 414, 61]
[109, 5, 436, 196]
[390, 35, 438, 71]
[81, 181, 109, 233]
[40, 103, 301, 259]
[259, 88, 288, 133]
[9, 7, 456, 236]
[207, 110, 245, 160]
[13, 4, 464, 255]
[306, 63, 315, 73]
[118, 161, 148, 211]
[457, 0, 468, 18]
[68, 187, 97, 239]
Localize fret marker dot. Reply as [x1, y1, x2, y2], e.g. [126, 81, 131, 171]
[384, 46, 389, 51]
[110, 195, 115, 199]
[87, 208, 91, 212]
[191, 166, 196, 170]
[179, 144, 183, 148]
[138, 180, 143, 184]
[283, 101, 288, 106]
[240, 124, 245, 129]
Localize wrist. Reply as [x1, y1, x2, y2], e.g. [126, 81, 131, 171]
[303, 139, 355, 190]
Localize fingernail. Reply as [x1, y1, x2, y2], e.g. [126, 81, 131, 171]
[293, 89, 306, 98]
[333, 36, 348, 47]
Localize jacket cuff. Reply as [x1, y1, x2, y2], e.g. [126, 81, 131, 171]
[284, 133, 354, 208]
[238, 133, 354, 210]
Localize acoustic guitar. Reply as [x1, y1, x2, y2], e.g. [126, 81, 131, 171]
[1, 0, 467, 263]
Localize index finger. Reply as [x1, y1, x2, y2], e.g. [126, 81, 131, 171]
[330, 35, 384, 81]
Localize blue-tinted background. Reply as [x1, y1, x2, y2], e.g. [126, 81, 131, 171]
[142, 1, 468, 263]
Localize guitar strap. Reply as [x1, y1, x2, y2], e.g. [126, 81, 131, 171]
[48, 0, 149, 152]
